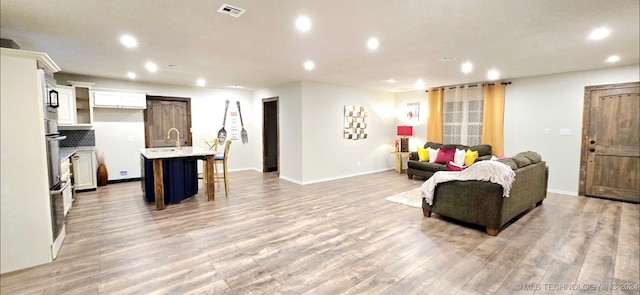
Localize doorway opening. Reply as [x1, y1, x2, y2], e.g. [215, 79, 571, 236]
[262, 97, 279, 175]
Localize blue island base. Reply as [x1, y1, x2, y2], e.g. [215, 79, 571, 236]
[141, 156, 199, 204]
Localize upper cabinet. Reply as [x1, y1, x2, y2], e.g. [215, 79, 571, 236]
[58, 81, 94, 127]
[93, 90, 146, 109]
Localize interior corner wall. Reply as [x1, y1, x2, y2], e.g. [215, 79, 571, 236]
[394, 90, 428, 151]
[299, 82, 396, 183]
[504, 64, 640, 195]
[252, 82, 304, 183]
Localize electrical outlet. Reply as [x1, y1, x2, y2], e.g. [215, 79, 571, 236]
[560, 128, 572, 135]
[127, 136, 133, 142]
[544, 128, 550, 135]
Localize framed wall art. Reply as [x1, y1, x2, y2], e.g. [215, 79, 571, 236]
[343, 105, 368, 140]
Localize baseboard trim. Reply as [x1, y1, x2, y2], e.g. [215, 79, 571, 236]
[107, 178, 141, 184]
[279, 168, 395, 185]
[547, 189, 578, 196]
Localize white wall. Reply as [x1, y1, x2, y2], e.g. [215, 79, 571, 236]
[253, 82, 304, 182]
[1, 54, 53, 273]
[300, 82, 396, 183]
[254, 81, 397, 184]
[505, 64, 640, 195]
[55, 74, 255, 179]
[394, 90, 428, 150]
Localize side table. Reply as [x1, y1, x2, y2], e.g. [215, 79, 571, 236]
[391, 151, 411, 173]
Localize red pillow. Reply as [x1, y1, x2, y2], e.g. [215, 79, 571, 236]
[446, 161, 466, 171]
[435, 147, 456, 164]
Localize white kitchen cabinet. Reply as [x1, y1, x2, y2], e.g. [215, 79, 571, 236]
[56, 86, 75, 125]
[93, 90, 146, 109]
[60, 158, 72, 216]
[71, 150, 97, 191]
[58, 81, 94, 127]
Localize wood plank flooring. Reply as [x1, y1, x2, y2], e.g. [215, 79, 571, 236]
[1, 170, 638, 294]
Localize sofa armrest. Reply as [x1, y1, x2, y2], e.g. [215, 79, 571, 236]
[409, 151, 419, 161]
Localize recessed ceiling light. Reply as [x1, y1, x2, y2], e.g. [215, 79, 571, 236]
[589, 27, 610, 40]
[196, 79, 206, 87]
[367, 38, 379, 50]
[145, 61, 157, 72]
[127, 72, 136, 79]
[439, 57, 456, 61]
[461, 62, 473, 74]
[303, 60, 315, 71]
[296, 16, 311, 32]
[487, 69, 500, 80]
[414, 79, 425, 90]
[386, 78, 397, 84]
[606, 55, 620, 63]
[120, 35, 137, 48]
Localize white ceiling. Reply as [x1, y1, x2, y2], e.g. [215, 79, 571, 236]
[1, 0, 638, 92]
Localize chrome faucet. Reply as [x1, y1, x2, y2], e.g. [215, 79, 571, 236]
[166, 128, 182, 150]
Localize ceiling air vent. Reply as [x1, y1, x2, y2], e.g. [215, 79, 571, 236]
[217, 4, 246, 17]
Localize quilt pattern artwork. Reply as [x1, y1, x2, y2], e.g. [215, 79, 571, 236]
[343, 105, 368, 140]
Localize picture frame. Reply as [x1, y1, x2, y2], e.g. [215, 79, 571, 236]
[406, 102, 419, 121]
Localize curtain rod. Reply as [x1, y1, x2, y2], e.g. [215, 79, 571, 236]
[424, 81, 511, 92]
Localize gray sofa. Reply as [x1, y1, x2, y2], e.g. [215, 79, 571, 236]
[422, 151, 549, 236]
[407, 142, 493, 179]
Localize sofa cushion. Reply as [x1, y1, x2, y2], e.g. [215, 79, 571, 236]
[511, 155, 532, 168]
[464, 149, 479, 166]
[435, 147, 456, 164]
[417, 147, 429, 161]
[497, 158, 518, 170]
[424, 142, 443, 149]
[407, 160, 447, 172]
[454, 148, 466, 165]
[469, 144, 492, 157]
[426, 147, 439, 163]
[516, 151, 542, 164]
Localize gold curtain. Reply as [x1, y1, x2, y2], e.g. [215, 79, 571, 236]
[482, 84, 506, 156]
[426, 88, 444, 143]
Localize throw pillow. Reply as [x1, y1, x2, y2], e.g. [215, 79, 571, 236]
[454, 148, 466, 165]
[464, 149, 479, 166]
[446, 161, 466, 171]
[417, 147, 429, 162]
[435, 147, 456, 164]
[427, 147, 439, 163]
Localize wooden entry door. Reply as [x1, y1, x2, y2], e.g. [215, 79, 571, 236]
[145, 96, 192, 148]
[580, 82, 639, 203]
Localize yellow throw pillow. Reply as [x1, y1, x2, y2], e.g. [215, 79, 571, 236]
[417, 147, 429, 162]
[464, 149, 479, 166]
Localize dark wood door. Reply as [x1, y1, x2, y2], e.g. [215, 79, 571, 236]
[580, 82, 639, 202]
[262, 97, 279, 174]
[144, 96, 192, 148]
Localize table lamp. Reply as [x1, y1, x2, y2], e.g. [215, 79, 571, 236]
[397, 126, 413, 152]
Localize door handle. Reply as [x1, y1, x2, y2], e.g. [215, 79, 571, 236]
[589, 148, 595, 152]
[50, 181, 71, 195]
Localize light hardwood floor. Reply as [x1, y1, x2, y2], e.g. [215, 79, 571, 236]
[1, 170, 639, 294]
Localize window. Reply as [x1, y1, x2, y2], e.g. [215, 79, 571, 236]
[442, 85, 483, 145]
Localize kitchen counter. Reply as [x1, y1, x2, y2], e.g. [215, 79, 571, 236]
[138, 146, 214, 159]
[139, 146, 217, 210]
[60, 146, 95, 161]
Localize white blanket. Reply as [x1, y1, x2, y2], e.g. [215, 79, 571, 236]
[420, 160, 516, 206]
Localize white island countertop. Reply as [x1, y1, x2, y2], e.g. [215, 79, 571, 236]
[138, 147, 216, 159]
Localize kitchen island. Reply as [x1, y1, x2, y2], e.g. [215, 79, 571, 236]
[139, 147, 216, 210]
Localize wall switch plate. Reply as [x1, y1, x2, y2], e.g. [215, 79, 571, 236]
[119, 171, 128, 176]
[544, 128, 550, 135]
[127, 136, 133, 142]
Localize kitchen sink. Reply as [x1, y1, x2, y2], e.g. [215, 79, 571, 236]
[147, 148, 177, 153]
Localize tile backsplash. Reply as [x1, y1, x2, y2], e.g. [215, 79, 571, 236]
[60, 130, 95, 147]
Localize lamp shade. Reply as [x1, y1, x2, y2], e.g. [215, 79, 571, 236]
[397, 126, 413, 136]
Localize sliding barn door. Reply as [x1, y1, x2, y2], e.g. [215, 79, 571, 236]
[580, 82, 639, 203]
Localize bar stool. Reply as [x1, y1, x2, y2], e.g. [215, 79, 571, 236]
[214, 140, 232, 197]
[202, 138, 219, 193]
